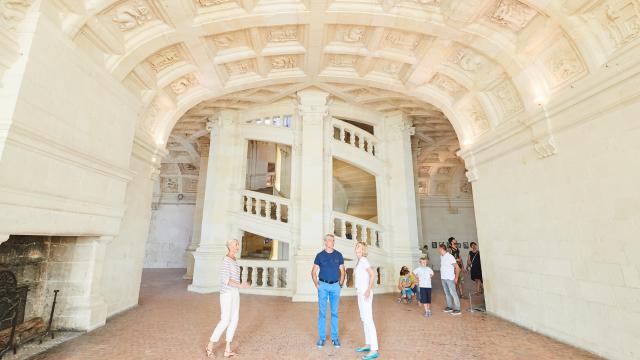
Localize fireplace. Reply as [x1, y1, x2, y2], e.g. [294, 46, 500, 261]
[0, 236, 49, 329]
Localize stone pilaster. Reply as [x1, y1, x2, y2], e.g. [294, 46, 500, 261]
[291, 89, 330, 302]
[382, 112, 421, 272]
[183, 137, 210, 280]
[189, 111, 240, 293]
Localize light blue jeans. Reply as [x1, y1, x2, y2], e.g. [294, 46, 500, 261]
[318, 281, 341, 341]
[441, 279, 460, 311]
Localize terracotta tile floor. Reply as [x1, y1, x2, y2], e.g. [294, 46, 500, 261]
[33, 269, 600, 360]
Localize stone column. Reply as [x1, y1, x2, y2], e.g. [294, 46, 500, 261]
[383, 112, 422, 273]
[183, 137, 210, 280]
[291, 89, 330, 302]
[411, 138, 425, 251]
[48, 236, 110, 331]
[189, 111, 240, 293]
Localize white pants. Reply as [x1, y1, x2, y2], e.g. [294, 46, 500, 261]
[357, 291, 379, 351]
[210, 290, 240, 343]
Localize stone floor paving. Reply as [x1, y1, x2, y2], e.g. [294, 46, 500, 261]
[32, 269, 600, 360]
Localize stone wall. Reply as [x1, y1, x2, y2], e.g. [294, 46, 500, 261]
[470, 79, 640, 360]
[144, 204, 194, 268]
[419, 202, 478, 270]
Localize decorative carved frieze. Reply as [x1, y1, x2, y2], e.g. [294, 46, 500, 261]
[170, 74, 198, 94]
[450, 47, 485, 72]
[271, 56, 296, 70]
[429, 73, 464, 96]
[148, 46, 181, 73]
[112, 2, 152, 31]
[265, 26, 297, 42]
[489, 0, 538, 32]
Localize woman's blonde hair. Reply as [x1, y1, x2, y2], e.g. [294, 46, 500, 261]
[356, 241, 368, 257]
[226, 239, 239, 250]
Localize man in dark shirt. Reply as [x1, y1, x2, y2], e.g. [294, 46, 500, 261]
[312, 234, 345, 349]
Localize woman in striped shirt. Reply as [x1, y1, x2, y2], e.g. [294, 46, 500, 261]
[206, 239, 249, 358]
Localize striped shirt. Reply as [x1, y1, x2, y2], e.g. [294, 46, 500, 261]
[220, 256, 240, 294]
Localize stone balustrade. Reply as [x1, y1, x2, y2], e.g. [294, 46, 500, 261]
[332, 211, 382, 248]
[241, 190, 289, 223]
[331, 118, 380, 158]
[238, 259, 289, 290]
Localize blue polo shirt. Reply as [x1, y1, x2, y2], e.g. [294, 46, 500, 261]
[314, 250, 344, 283]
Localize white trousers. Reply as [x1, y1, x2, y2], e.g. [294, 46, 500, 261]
[210, 290, 240, 343]
[357, 291, 379, 351]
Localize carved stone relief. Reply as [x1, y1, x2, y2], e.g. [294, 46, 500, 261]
[170, 74, 198, 94]
[161, 177, 179, 193]
[271, 56, 297, 70]
[212, 34, 234, 48]
[469, 102, 490, 135]
[1, 0, 33, 31]
[384, 30, 419, 51]
[460, 181, 472, 194]
[604, 0, 640, 45]
[225, 61, 253, 75]
[382, 61, 403, 75]
[337, 26, 366, 43]
[265, 26, 297, 42]
[178, 163, 198, 175]
[182, 178, 199, 193]
[493, 80, 523, 118]
[545, 42, 585, 84]
[329, 54, 357, 67]
[437, 167, 451, 175]
[429, 73, 464, 96]
[489, 0, 538, 32]
[112, 2, 152, 31]
[450, 47, 485, 72]
[148, 46, 181, 73]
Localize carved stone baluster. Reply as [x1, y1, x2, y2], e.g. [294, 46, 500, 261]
[353, 223, 359, 242]
[362, 226, 368, 245]
[276, 202, 282, 221]
[240, 266, 247, 284]
[340, 219, 347, 238]
[339, 125, 345, 143]
[251, 267, 258, 287]
[359, 134, 365, 150]
[255, 198, 262, 218]
[262, 267, 269, 288]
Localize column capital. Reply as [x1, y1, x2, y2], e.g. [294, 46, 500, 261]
[297, 89, 330, 119]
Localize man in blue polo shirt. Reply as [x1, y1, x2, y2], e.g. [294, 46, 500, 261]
[312, 234, 345, 348]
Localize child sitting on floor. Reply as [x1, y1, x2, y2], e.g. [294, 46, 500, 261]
[396, 267, 415, 304]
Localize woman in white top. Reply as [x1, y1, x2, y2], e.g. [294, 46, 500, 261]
[206, 239, 249, 359]
[354, 241, 380, 360]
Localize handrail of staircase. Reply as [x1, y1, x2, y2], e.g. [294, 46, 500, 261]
[331, 118, 380, 157]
